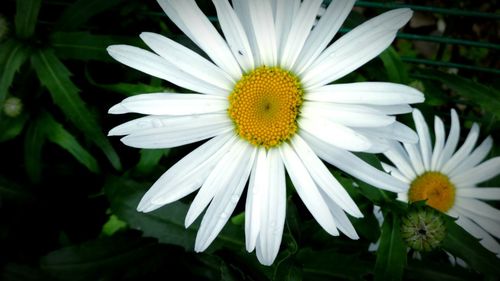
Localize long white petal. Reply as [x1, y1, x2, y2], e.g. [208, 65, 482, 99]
[195, 141, 256, 251]
[457, 187, 500, 200]
[454, 213, 500, 255]
[280, 0, 322, 69]
[109, 94, 228, 115]
[299, 117, 372, 152]
[140, 32, 234, 90]
[456, 206, 500, 239]
[403, 143, 425, 175]
[436, 109, 460, 170]
[430, 116, 445, 170]
[256, 148, 286, 265]
[137, 133, 235, 212]
[157, 0, 242, 79]
[367, 104, 413, 115]
[245, 148, 268, 252]
[302, 9, 413, 88]
[357, 122, 418, 144]
[384, 142, 417, 180]
[413, 109, 432, 170]
[448, 137, 493, 178]
[452, 157, 500, 187]
[456, 197, 500, 222]
[232, 0, 260, 66]
[381, 162, 411, 183]
[291, 135, 362, 217]
[247, 0, 277, 66]
[274, 0, 300, 64]
[301, 131, 407, 192]
[119, 114, 232, 148]
[107, 45, 227, 96]
[304, 82, 424, 105]
[442, 123, 480, 174]
[280, 143, 339, 235]
[212, 0, 254, 72]
[301, 102, 396, 128]
[320, 189, 359, 239]
[293, 0, 355, 73]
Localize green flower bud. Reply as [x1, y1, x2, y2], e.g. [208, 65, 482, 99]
[3, 97, 23, 117]
[400, 206, 446, 252]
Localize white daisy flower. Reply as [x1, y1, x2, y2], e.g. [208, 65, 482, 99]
[107, 0, 424, 265]
[383, 109, 500, 257]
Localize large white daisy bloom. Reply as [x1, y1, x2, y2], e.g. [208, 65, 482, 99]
[107, 0, 424, 265]
[383, 109, 500, 257]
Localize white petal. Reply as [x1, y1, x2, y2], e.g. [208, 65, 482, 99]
[413, 109, 432, 170]
[456, 197, 500, 222]
[157, 0, 242, 79]
[367, 104, 413, 115]
[384, 142, 417, 180]
[280, 143, 339, 236]
[454, 213, 500, 255]
[403, 143, 425, 175]
[247, 0, 277, 66]
[109, 94, 228, 115]
[245, 148, 268, 252]
[140, 32, 234, 90]
[107, 45, 227, 96]
[430, 116, 445, 170]
[456, 207, 500, 239]
[442, 123, 480, 174]
[302, 9, 413, 88]
[212, 0, 254, 72]
[301, 131, 408, 192]
[195, 141, 256, 251]
[280, 0, 322, 69]
[381, 162, 412, 183]
[304, 82, 424, 105]
[449, 137, 493, 178]
[301, 102, 396, 128]
[274, 0, 300, 64]
[137, 133, 235, 212]
[452, 157, 500, 187]
[256, 148, 286, 265]
[293, 0, 355, 73]
[291, 135, 362, 218]
[436, 109, 460, 170]
[457, 187, 500, 200]
[397, 192, 409, 203]
[357, 122, 418, 144]
[119, 114, 232, 148]
[232, 0, 261, 66]
[320, 189, 359, 239]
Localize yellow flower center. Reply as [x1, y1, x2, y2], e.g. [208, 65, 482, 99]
[228, 66, 303, 148]
[408, 172, 456, 212]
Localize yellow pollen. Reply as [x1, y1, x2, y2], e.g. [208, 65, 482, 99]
[228, 66, 303, 148]
[408, 172, 456, 212]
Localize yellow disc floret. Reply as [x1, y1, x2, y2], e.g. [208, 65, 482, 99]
[228, 66, 303, 148]
[409, 172, 456, 212]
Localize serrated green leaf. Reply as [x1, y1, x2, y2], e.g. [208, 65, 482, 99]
[134, 149, 168, 174]
[441, 217, 500, 276]
[31, 49, 121, 170]
[374, 212, 406, 281]
[104, 177, 244, 252]
[14, 0, 41, 39]
[56, 0, 122, 31]
[0, 112, 28, 142]
[40, 234, 157, 280]
[38, 112, 99, 173]
[0, 40, 30, 115]
[24, 121, 45, 183]
[416, 69, 500, 117]
[380, 47, 409, 84]
[50, 32, 139, 61]
[297, 248, 372, 281]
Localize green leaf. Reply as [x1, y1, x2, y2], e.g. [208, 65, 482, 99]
[404, 260, 478, 281]
[50, 32, 139, 61]
[0, 176, 33, 202]
[40, 234, 158, 280]
[56, 0, 122, 31]
[379, 47, 409, 84]
[92, 82, 170, 97]
[0, 112, 28, 142]
[30, 49, 121, 170]
[14, 0, 42, 39]
[102, 214, 127, 236]
[134, 149, 168, 174]
[38, 112, 99, 173]
[24, 121, 45, 183]
[297, 248, 372, 281]
[374, 212, 407, 281]
[416, 69, 500, 117]
[104, 177, 244, 252]
[0, 40, 30, 114]
[441, 217, 500, 276]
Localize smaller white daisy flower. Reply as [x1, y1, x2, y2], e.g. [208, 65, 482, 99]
[383, 109, 500, 257]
